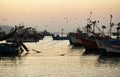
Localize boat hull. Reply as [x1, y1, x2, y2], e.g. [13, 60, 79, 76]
[0, 43, 20, 56]
[68, 35, 82, 46]
[68, 33, 83, 46]
[80, 37, 99, 50]
[52, 35, 68, 40]
[97, 39, 120, 53]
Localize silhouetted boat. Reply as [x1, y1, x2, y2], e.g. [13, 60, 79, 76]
[0, 26, 30, 56]
[6, 24, 42, 42]
[52, 35, 68, 40]
[97, 39, 120, 53]
[68, 32, 82, 45]
[0, 26, 23, 56]
[81, 14, 120, 53]
[0, 43, 20, 56]
[97, 23, 120, 53]
[67, 28, 86, 46]
[52, 28, 68, 40]
[0, 26, 17, 41]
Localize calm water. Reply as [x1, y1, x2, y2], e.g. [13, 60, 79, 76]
[0, 36, 120, 77]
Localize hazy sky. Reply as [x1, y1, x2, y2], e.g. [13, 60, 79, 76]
[0, 0, 120, 32]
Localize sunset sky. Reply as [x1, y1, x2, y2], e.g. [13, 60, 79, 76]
[0, 0, 120, 32]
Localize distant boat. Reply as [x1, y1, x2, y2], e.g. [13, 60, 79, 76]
[52, 28, 68, 40]
[52, 35, 68, 40]
[41, 30, 54, 36]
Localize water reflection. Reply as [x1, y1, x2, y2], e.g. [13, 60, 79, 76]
[82, 49, 100, 56]
[97, 52, 120, 67]
[0, 56, 22, 67]
[60, 45, 84, 56]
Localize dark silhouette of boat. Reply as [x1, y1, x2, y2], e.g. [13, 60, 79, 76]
[67, 28, 86, 46]
[0, 26, 29, 56]
[0, 26, 20, 56]
[80, 14, 120, 53]
[52, 34, 68, 40]
[0, 43, 20, 56]
[52, 28, 69, 40]
[0, 26, 17, 41]
[6, 24, 43, 42]
[97, 21, 120, 53]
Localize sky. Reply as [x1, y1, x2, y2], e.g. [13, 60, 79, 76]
[0, 0, 120, 33]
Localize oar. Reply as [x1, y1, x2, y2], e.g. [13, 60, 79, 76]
[21, 43, 29, 52]
[20, 42, 41, 53]
[60, 54, 65, 56]
[32, 49, 41, 53]
[19, 46, 24, 54]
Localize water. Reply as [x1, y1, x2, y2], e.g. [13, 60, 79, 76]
[0, 36, 120, 77]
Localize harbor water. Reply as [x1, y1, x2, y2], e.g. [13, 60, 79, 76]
[0, 36, 120, 77]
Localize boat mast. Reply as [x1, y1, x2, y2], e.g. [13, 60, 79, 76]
[117, 23, 120, 40]
[61, 28, 64, 37]
[86, 11, 92, 36]
[109, 15, 114, 38]
[92, 20, 96, 34]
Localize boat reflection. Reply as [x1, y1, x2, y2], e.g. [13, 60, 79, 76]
[0, 56, 22, 67]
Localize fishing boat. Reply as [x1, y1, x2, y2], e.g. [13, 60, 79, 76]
[0, 26, 29, 56]
[97, 22, 120, 53]
[0, 26, 17, 41]
[0, 43, 20, 56]
[6, 24, 41, 42]
[0, 26, 20, 56]
[0, 42, 30, 56]
[97, 38, 120, 53]
[82, 15, 120, 53]
[52, 34, 68, 40]
[79, 12, 110, 51]
[52, 28, 69, 40]
[67, 29, 86, 46]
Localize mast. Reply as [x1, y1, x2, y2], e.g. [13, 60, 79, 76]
[86, 11, 92, 36]
[109, 15, 114, 38]
[92, 20, 96, 34]
[117, 23, 120, 39]
[61, 28, 64, 37]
